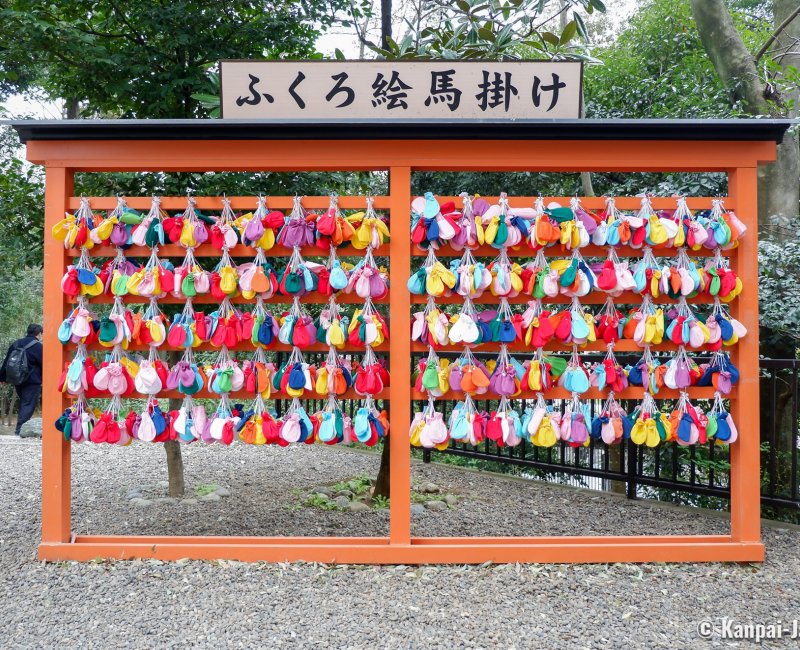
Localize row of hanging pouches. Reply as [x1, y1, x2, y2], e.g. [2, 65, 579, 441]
[53, 192, 391, 446]
[409, 192, 742, 450]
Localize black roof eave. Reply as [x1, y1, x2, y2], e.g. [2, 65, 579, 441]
[8, 118, 794, 143]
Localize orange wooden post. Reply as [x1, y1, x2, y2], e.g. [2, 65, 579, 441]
[727, 166, 762, 548]
[41, 166, 72, 545]
[388, 166, 412, 546]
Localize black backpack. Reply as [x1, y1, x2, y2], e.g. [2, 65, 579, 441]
[5, 340, 37, 386]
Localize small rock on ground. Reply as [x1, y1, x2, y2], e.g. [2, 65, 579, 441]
[154, 497, 178, 505]
[444, 494, 459, 506]
[411, 503, 426, 515]
[214, 486, 231, 497]
[424, 500, 448, 511]
[421, 482, 440, 494]
[179, 498, 198, 506]
[335, 489, 354, 498]
[198, 492, 220, 502]
[130, 498, 152, 507]
[333, 495, 351, 508]
[19, 417, 42, 438]
[346, 501, 371, 512]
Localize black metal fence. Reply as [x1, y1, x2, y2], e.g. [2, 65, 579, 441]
[11, 348, 795, 518]
[0, 385, 19, 428]
[420, 357, 800, 520]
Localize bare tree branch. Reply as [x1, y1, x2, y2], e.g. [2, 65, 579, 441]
[755, 3, 800, 63]
[353, 19, 379, 50]
[775, 50, 800, 64]
[533, 0, 573, 31]
[762, 36, 800, 57]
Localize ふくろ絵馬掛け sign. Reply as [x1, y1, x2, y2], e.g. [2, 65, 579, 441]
[220, 60, 582, 120]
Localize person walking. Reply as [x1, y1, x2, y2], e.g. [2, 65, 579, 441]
[0, 324, 43, 437]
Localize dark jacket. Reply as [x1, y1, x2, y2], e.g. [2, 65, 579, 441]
[0, 336, 43, 386]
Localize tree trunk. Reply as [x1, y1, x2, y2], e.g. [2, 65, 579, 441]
[64, 99, 79, 119]
[758, 132, 800, 238]
[608, 444, 626, 495]
[691, 0, 800, 238]
[580, 172, 595, 197]
[164, 438, 185, 498]
[381, 0, 392, 50]
[165, 351, 185, 498]
[691, 0, 770, 112]
[774, 0, 800, 115]
[372, 0, 390, 498]
[763, 0, 800, 239]
[373, 437, 391, 499]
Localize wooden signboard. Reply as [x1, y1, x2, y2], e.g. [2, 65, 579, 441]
[220, 60, 582, 120]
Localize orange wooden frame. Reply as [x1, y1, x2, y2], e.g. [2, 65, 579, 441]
[27, 137, 775, 563]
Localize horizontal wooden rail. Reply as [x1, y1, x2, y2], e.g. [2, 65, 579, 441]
[69, 196, 392, 210]
[431, 196, 734, 210]
[79, 341, 388, 353]
[26, 138, 776, 171]
[75, 292, 389, 306]
[82, 388, 387, 401]
[411, 340, 724, 353]
[70, 195, 730, 212]
[410, 292, 725, 306]
[37, 536, 764, 563]
[411, 387, 721, 401]
[66, 243, 388, 258]
[412, 244, 719, 258]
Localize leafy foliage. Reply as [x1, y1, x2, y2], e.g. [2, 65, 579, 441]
[0, 122, 43, 394]
[584, 0, 768, 120]
[303, 493, 342, 510]
[0, 265, 43, 353]
[193, 483, 220, 497]
[73, 170, 385, 201]
[575, 0, 770, 197]
[758, 236, 800, 355]
[0, 0, 348, 116]
[0, 263, 43, 409]
[0, 126, 44, 268]
[370, 0, 605, 61]
[333, 474, 373, 496]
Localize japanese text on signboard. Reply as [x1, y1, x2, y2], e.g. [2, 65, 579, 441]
[220, 61, 582, 119]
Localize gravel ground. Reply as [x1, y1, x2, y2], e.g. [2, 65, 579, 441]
[1, 437, 799, 649]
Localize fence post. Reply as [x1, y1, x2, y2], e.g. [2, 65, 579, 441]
[422, 449, 431, 464]
[609, 443, 626, 495]
[626, 440, 638, 500]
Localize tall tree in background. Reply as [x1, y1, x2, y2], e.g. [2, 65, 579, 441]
[372, 0, 395, 502]
[691, 0, 800, 240]
[0, 0, 345, 116]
